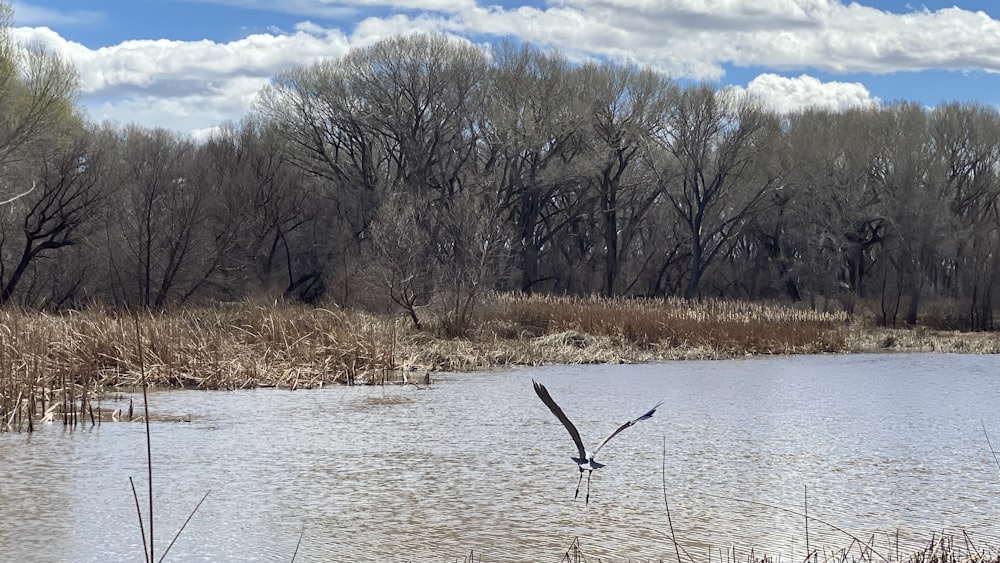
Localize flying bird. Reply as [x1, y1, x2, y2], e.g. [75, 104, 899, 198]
[532, 379, 662, 504]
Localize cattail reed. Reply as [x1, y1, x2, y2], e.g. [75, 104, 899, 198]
[2, 294, 996, 432]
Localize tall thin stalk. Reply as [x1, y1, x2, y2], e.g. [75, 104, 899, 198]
[981, 418, 1000, 472]
[129, 476, 150, 563]
[695, 490, 888, 563]
[130, 312, 155, 562]
[662, 436, 690, 563]
[128, 311, 209, 563]
[158, 490, 211, 562]
[804, 484, 811, 562]
[289, 528, 304, 563]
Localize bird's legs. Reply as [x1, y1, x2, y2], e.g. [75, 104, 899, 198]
[584, 470, 593, 505]
[574, 467, 584, 500]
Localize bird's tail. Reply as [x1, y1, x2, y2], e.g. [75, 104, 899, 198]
[573, 457, 606, 469]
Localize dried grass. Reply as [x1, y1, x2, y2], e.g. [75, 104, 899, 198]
[847, 325, 1000, 354]
[1, 292, 991, 432]
[534, 531, 1000, 563]
[807, 532, 1000, 563]
[474, 294, 849, 357]
[0, 302, 405, 430]
[0, 304, 403, 391]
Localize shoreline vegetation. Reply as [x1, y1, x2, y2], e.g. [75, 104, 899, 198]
[2, 294, 999, 398]
[3, 293, 1000, 430]
[5, 294, 1000, 562]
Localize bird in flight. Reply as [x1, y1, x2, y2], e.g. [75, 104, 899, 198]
[532, 379, 662, 504]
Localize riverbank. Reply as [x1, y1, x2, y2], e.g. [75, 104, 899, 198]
[2, 295, 998, 395]
[0, 295, 841, 392]
[3, 304, 999, 559]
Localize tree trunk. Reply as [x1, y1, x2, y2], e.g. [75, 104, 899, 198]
[684, 230, 703, 301]
[602, 174, 618, 297]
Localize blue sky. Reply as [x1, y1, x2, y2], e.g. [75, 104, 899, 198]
[10, 0, 1000, 137]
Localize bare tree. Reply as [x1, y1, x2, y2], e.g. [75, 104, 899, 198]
[0, 1, 80, 203]
[366, 168, 512, 333]
[649, 85, 781, 300]
[0, 125, 108, 304]
[256, 33, 490, 304]
[484, 41, 591, 293]
[866, 103, 941, 326]
[256, 60, 385, 244]
[367, 191, 436, 328]
[579, 61, 674, 296]
[432, 186, 512, 336]
[930, 102, 1000, 328]
[340, 33, 489, 199]
[101, 126, 221, 307]
[198, 118, 313, 299]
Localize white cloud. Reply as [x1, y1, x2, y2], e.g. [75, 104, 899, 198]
[729, 73, 879, 114]
[447, 0, 1000, 79]
[81, 76, 271, 140]
[12, 25, 351, 135]
[190, 0, 475, 17]
[338, 0, 477, 10]
[294, 21, 327, 35]
[11, 1, 1000, 135]
[349, 12, 451, 44]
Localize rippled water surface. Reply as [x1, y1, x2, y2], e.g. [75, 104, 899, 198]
[2, 353, 1000, 562]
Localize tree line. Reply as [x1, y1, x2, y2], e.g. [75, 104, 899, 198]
[2, 22, 1000, 329]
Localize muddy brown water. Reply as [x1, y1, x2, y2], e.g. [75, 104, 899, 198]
[2, 353, 1000, 562]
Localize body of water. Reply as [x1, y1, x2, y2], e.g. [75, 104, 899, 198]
[2, 353, 999, 561]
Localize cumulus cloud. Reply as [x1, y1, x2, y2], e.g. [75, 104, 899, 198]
[11, 24, 351, 135]
[455, 0, 1000, 79]
[11, 1, 1000, 135]
[18, 27, 351, 95]
[192, 0, 476, 16]
[82, 76, 271, 140]
[728, 74, 879, 114]
[349, 12, 452, 44]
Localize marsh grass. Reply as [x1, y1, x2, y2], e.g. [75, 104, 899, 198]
[1, 296, 997, 560]
[804, 532, 1000, 563]
[476, 294, 847, 355]
[526, 531, 1000, 563]
[0, 292, 984, 433]
[846, 325, 1000, 354]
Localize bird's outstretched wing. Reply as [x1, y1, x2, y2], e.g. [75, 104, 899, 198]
[592, 402, 663, 456]
[533, 380, 587, 459]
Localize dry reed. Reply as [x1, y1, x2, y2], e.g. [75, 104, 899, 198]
[0, 292, 977, 433]
[544, 532, 1000, 563]
[476, 294, 848, 356]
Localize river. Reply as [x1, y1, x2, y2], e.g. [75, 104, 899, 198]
[1, 353, 999, 562]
